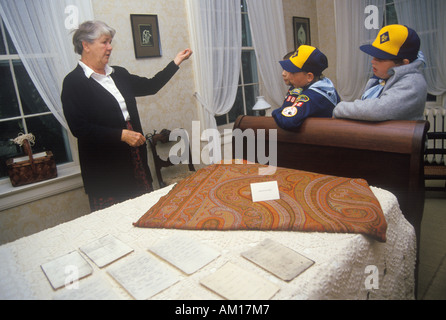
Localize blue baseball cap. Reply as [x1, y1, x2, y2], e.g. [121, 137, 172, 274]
[279, 45, 328, 76]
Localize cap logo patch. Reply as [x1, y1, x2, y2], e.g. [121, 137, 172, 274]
[380, 31, 390, 44]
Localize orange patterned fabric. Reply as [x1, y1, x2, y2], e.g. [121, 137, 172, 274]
[134, 163, 387, 242]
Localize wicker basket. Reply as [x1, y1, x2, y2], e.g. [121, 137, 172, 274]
[6, 139, 57, 187]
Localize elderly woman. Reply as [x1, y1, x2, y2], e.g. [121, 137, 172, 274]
[61, 21, 192, 211]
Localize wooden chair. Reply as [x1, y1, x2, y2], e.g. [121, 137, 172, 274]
[146, 129, 195, 188]
[424, 108, 446, 191]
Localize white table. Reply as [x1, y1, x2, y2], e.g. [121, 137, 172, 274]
[0, 185, 416, 300]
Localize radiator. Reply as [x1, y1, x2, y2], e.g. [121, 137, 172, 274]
[424, 107, 446, 166]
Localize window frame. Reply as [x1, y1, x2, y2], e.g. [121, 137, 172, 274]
[0, 18, 82, 210]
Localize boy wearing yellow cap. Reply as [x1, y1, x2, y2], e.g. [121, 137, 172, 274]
[333, 25, 427, 121]
[272, 45, 340, 131]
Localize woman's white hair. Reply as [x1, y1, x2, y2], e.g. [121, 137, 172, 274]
[72, 21, 116, 55]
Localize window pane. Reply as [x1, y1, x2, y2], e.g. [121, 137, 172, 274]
[13, 60, 49, 115]
[385, 6, 398, 25]
[215, 114, 227, 126]
[242, 50, 258, 84]
[0, 26, 6, 55]
[0, 119, 24, 144]
[228, 86, 245, 123]
[241, 0, 247, 13]
[384, 0, 398, 26]
[241, 13, 252, 47]
[427, 94, 437, 102]
[243, 84, 259, 117]
[25, 115, 72, 164]
[0, 60, 20, 119]
[5, 24, 17, 55]
[0, 120, 23, 178]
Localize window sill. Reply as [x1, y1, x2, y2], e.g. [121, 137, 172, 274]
[0, 164, 83, 211]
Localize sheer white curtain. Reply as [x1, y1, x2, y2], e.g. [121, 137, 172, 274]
[335, 0, 385, 101]
[394, 0, 446, 103]
[186, 0, 242, 133]
[0, 0, 94, 129]
[246, 0, 287, 107]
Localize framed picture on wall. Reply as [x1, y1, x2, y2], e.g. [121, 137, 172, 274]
[130, 14, 162, 58]
[293, 17, 311, 49]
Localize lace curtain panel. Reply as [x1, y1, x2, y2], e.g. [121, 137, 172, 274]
[0, 0, 94, 129]
[186, 0, 242, 133]
[246, 0, 288, 107]
[394, 0, 446, 103]
[334, 0, 386, 101]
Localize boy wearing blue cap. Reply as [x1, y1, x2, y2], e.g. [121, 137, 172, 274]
[272, 45, 340, 131]
[333, 25, 427, 121]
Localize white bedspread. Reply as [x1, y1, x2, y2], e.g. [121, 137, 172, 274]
[0, 185, 416, 300]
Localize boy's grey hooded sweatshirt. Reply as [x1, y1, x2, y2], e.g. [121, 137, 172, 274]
[333, 59, 427, 121]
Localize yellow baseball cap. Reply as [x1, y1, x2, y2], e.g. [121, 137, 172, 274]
[360, 24, 420, 62]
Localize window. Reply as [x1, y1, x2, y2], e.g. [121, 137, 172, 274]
[0, 18, 73, 180]
[382, 0, 443, 106]
[215, 0, 260, 126]
[383, 0, 398, 26]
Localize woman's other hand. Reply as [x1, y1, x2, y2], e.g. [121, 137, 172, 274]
[121, 129, 146, 147]
[174, 49, 193, 66]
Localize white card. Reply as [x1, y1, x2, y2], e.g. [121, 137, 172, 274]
[148, 235, 220, 275]
[53, 277, 122, 300]
[107, 253, 179, 300]
[200, 262, 279, 300]
[250, 181, 280, 202]
[79, 234, 134, 268]
[242, 239, 314, 281]
[40, 251, 93, 290]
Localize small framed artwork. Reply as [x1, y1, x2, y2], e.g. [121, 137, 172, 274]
[130, 14, 162, 58]
[293, 17, 311, 49]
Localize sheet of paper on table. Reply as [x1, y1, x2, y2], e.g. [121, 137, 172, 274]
[107, 253, 180, 300]
[241, 239, 315, 281]
[79, 234, 134, 268]
[200, 262, 280, 300]
[40, 251, 93, 290]
[53, 277, 121, 300]
[148, 234, 221, 274]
